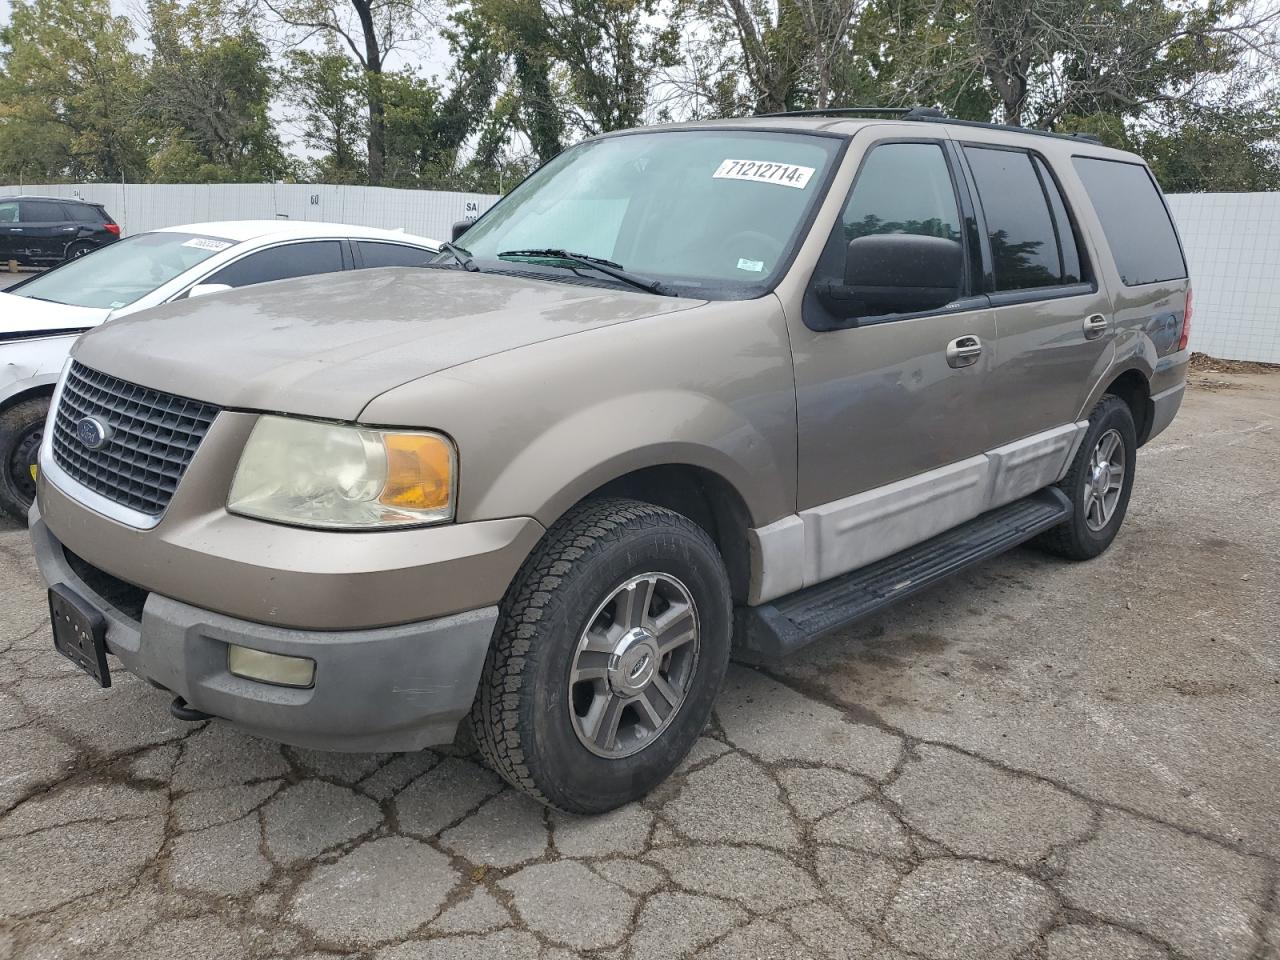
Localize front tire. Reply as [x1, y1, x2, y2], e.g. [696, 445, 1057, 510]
[0, 397, 49, 522]
[1036, 394, 1136, 561]
[468, 498, 732, 813]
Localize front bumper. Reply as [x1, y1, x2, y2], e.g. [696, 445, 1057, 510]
[31, 507, 498, 752]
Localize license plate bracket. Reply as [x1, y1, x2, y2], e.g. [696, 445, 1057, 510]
[48, 583, 111, 687]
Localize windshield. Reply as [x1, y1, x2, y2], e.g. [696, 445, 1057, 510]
[12, 232, 234, 309]
[455, 130, 843, 298]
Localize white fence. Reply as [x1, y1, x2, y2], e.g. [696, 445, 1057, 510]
[1166, 193, 1280, 364]
[0, 183, 500, 245]
[4, 182, 1278, 364]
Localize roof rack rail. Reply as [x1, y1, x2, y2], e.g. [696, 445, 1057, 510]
[755, 105, 1115, 147]
[758, 106, 915, 118]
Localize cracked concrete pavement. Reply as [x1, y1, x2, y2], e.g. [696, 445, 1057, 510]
[0, 370, 1277, 960]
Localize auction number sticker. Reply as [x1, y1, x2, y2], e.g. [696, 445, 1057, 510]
[713, 159, 815, 189]
[182, 238, 233, 251]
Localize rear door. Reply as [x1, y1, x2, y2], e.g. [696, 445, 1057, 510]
[961, 142, 1115, 445]
[18, 200, 77, 260]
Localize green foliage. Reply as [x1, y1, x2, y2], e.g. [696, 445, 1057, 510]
[285, 49, 369, 183]
[0, 0, 148, 181]
[144, 0, 291, 182]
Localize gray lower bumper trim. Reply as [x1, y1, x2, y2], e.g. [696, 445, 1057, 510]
[30, 511, 498, 752]
[1147, 382, 1186, 444]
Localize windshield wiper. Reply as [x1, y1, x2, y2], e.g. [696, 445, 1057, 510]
[497, 248, 670, 296]
[437, 241, 479, 272]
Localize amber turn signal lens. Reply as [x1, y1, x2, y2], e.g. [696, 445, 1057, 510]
[379, 433, 454, 511]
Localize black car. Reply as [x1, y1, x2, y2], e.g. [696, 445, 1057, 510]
[0, 196, 121, 265]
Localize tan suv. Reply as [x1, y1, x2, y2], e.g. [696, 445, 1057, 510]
[31, 109, 1190, 812]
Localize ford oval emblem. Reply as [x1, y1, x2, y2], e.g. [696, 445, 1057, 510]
[76, 416, 110, 450]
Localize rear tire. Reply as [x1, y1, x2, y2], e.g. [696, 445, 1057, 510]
[1035, 394, 1136, 561]
[65, 241, 95, 261]
[468, 498, 732, 813]
[0, 397, 50, 522]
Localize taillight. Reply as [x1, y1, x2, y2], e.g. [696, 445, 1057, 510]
[103, 223, 121, 236]
[1178, 286, 1192, 350]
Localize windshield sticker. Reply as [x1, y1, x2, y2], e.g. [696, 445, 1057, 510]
[182, 238, 233, 251]
[736, 257, 765, 272]
[713, 159, 815, 189]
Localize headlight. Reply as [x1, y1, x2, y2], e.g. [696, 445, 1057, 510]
[228, 416, 456, 529]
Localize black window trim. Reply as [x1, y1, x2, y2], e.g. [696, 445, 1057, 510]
[803, 135, 985, 331]
[959, 141, 1100, 308]
[1069, 153, 1188, 287]
[353, 238, 439, 269]
[173, 237, 352, 299]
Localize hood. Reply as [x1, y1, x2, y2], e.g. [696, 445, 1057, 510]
[0, 291, 110, 339]
[73, 267, 702, 421]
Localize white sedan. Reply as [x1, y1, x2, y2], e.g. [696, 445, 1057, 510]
[0, 220, 439, 519]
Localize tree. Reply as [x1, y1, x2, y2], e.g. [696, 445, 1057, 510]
[284, 49, 369, 182]
[144, 0, 290, 182]
[0, 0, 148, 181]
[262, 0, 439, 183]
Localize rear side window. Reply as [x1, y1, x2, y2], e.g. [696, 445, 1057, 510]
[0, 201, 17, 223]
[357, 241, 434, 269]
[68, 202, 102, 222]
[1072, 157, 1186, 286]
[20, 200, 68, 222]
[207, 241, 344, 288]
[966, 147, 1075, 292]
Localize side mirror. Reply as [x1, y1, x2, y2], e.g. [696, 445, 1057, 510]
[450, 219, 474, 242]
[819, 234, 963, 320]
[187, 282, 232, 299]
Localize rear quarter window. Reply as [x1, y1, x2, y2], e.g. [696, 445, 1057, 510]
[1071, 157, 1186, 286]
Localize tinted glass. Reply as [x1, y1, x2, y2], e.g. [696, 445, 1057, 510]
[456, 130, 842, 298]
[21, 200, 68, 222]
[209, 241, 344, 288]
[1034, 157, 1082, 283]
[841, 142, 961, 243]
[357, 241, 434, 269]
[11, 232, 232, 309]
[0, 201, 17, 223]
[68, 202, 102, 222]
[966, 147, 1063, 291]
[1072, 157, 1186, 286]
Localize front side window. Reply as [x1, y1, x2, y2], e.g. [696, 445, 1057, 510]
[1072, 156, 1186, 286]
[11, 231, 232, 309]
[966, 147, 1067, 292]
[207, 241, 344, 288]
[841, 142, 962, 243]
[455, 130, 843, 298]
[0, 202, 17, 223]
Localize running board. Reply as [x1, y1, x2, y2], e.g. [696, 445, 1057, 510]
[734, 487, 1072, 660]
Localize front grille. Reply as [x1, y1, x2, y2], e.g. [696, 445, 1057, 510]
[52, 362, 220, 517]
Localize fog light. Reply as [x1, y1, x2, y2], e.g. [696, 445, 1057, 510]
[227, 645, 315, 688]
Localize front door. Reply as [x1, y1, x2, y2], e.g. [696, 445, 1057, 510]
[0, 200, 20, 261]
[789, 135, 1001, 584]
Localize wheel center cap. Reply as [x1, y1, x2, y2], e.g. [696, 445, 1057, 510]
[608, 628, 658, 696]
[1091, 462, 1109, 496]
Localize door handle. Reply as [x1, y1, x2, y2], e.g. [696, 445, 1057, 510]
[946, 335, 983, 368]
[1083, 314, 1109, 339]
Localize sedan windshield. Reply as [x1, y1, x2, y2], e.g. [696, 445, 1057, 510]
[12, 232, 233, 309]
[455, 130, 843, 298]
